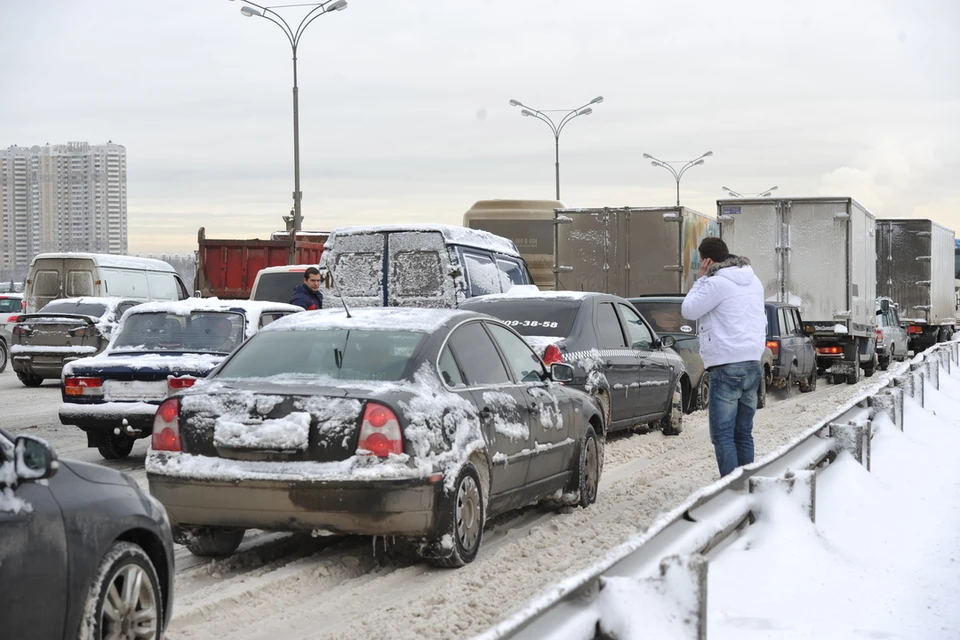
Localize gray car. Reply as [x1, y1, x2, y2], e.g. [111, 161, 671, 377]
[876, 297, 909, 370]
[0, 292, 23, 373]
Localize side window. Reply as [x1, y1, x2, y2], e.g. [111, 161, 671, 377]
[146, 273, 177, 300]
[496, 258, 527, 288]
[462, 252, 501, 297]
[447, 321, 511, 385]
[792, 310, 804, 336]
[596, 302, 627, 348]
[438, 345, 466, 387]
[780, 309, 793, 336]
[116, 301, 139, 317]
[486, 323, 545, 383]
[619, 304, 654, 350]
[393, 251, 443, 298]
[259, 312, 293, 329]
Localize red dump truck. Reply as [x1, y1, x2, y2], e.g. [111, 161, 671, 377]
[194, 227, 327, 299]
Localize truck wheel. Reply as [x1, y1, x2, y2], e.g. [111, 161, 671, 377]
[97, 432, 135, 459]
[799, 368, 817, 393]
[878, 351, 890, 371]
[862, 357, 876, 378]
[182, 527, 246, 557]
[845, 362, 861, 385]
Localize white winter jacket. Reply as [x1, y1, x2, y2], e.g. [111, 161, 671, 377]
[681, 257, 766, 369]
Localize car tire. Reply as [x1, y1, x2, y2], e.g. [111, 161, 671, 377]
[659, 379, 684, 436]
[429, 463, 485, 568]
[862, 355, 876, 378]
[878, 354, 890, 371]
[846, 362, 861, 385]
[695, 372, 710, 412]
[17, 372, 43, 387]
[574, 426, 600, 508]
[97, 432, 135, 460]
[182, 526, 246, 557]
[799, 368, 817, 393]
[779, 372, 795, 399]
[80, 541, 163, 640]
[0, 340, 7, 373]
[756, 369, 768, 409]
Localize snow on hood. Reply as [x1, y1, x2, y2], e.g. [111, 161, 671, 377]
[262, 307, 469, 334]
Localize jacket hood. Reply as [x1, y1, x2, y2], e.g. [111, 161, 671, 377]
[707, 255, 757, 286]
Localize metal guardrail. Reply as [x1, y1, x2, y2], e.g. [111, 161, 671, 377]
[473, 342, 957, 640]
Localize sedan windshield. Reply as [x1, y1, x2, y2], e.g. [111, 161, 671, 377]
[632, 301, 695, 335]
[113, 311, 244, 353]
[216, 329, 425, 381]
[39, 301, 108, 318]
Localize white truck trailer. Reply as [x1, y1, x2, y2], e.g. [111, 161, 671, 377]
[552, 206, 718, 296]
[718, 197, 878, 384]
[876, 218, 956, 352]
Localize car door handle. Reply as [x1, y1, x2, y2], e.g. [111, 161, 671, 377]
[604, 360, 614, 368]
[480, 407, 493, 420]
[638, 361, 647, 368]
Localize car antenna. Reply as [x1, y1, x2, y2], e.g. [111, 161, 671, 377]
[328, 270, 352, 319]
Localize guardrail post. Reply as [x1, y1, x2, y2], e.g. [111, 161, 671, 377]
[829, 422, 872, 471]
[597, 555, 708, 640]
[748, 470, 816, 523]
[938, 347, 951, 375]
[924, 357, 940, 391]
[868, 386, 904, 431]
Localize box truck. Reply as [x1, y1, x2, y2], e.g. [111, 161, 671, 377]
[552, 206, 718, 297]
[718, 197, 878, 384]
[876, 218, 956, 352]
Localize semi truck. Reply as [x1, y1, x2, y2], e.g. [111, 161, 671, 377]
[194, 227, 326, 299]
[876, 218, 956, 352]
[718, 197, 878, 384]
[551, 206, 718, 297]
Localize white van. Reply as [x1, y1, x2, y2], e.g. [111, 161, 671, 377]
[249, 264, 318, 304]
[24, 253, 189, 313]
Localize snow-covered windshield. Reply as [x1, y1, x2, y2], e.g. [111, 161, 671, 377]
[39, 300, 108, 318]
[216, 329, 425, 381]
[113, 311, 244, 353]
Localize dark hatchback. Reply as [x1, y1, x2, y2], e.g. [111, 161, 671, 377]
[147, 308, 603, 567]
[764, 302, 818, 395]
[459, 291, 687, 434]
[0, 427, 174, 639]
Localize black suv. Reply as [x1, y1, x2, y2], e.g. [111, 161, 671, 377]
[765, 302, 817, 395]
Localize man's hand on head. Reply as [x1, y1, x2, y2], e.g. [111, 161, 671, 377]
[698, 258, 714, 278]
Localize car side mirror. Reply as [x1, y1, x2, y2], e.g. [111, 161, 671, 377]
[659, 335, 677, 349]
[550, 362, 575, 383]
[14, 435, 59, 482]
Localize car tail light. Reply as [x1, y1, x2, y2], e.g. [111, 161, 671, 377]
[542, 344, 564, 366]
[13, 324, 30, 336]
[766, 340, 779, 358]
[168, 376, 197, 390]
[876, 328, 883, 343]
[68, 325, 96, 338]
[817, 346, 843, 355]
[63, 376, 104, 397]
[152, 398, 182, 452]
[357, 402, 403, 457]
[907, 325, 923, 334]
[6, 314, 18, 323]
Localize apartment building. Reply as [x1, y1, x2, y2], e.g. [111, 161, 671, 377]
[0, 141, 127, 280]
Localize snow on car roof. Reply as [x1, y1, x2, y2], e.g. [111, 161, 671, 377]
[41, 296, 131, 311]
[31, 252, 177, 272]
[263, 307, 473, 333]
[326, 224, 521, 257]
[256, 264, 318, 274]
[125, 298, 302, 316]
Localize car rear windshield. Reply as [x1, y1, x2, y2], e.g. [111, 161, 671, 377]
[39, 301, 108, 318]
[216, 329, 425, 381]
[465, 300, 578, 338]
[113, 311, 245, 353]
[253, 272, 305, 303]
[0, 298, 21, 313]
[631, 301, 695, 335]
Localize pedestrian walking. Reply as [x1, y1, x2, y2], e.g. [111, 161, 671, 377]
[681, 237, 766, 476]
[289, 267, 324, 310]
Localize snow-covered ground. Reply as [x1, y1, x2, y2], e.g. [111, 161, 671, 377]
[0, 364, 941, 639]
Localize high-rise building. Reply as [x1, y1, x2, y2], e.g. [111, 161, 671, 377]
[0, 141, 127, 280]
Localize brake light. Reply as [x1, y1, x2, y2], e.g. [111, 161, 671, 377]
[907, 325, 923, 334]
[13, 324, 30, 336]
[6, 314, 17, 323]
[817, 346, 843, 355]
[63, 376, 104, 397]
[152, 398, 182, 452]
[168, 376, 197, 390]
[68, 325, 95, 338]
[876, 328, 883, 343]
[357, 402, 403, 457]
[766, 340, 779, 358]
[542, 344, 564, 366]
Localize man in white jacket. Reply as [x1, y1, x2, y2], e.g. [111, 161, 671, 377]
[681, 237, 766, 477]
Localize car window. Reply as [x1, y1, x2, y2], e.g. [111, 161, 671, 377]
[0, 298, 21, 313]
[40, 300, 108, 317]
[486, 323, 545, 383]
[463, 252, 502, 297]
[791, 310, 804, 336]
[393, 250, 444, 298]
[630, 301, 693, 335]
[496, 258, 527, 287]
[779, 309, 792, 336]
[116, 301, 139, 317]
[114, 311, 244, 353]
[459, 299, 579, 338]
[438, 345, 467, 387]
[335, 253, 383, 297]
[448, 321, 511, 385]
[596, 302, 627, 348]
[619, 303, 654, 350]
[259, 311, 294, 328]
[252, 271, 306, 302]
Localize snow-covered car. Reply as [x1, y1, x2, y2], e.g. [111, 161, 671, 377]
[59, 298, 302, 460]
[0, 292, 23, 373]
[0, 427, 174, 639]
[10, 296, 143, 387]
[146, 308, 603, 567]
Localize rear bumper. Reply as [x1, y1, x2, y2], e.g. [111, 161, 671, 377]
[59, 401, 158, 432]
[11, 352, 85, 378]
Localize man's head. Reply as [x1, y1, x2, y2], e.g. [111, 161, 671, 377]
[698, 237, 730, 263]
[303, 266, 322, 292]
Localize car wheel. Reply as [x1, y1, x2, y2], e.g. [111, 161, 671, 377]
[0, 340, 7, 373]
[97, 432, 135, 460]
[17, 372, 43, 387]
[80, 541, 162, 640]
[799, 368, 817, 393]
[694, 372, 709, 412]
[182, 526, 246, 557]
[779, 372, 795, 399]
[574, 426, 600, 508]
[659, 379, 683, 436]
[594, 392, 611, 434]
[429, 463, 485, 568]
[845, 361, 861, 385]
[878, 354, 890, 371]
[756, 368, 768, 409]
[862, 354, 876, 378]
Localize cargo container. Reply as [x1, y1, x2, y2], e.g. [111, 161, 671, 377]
[194, 227, 326, 300]
[718, 197, 878, 385]
[463, 199, 559, 290]
[552, 206, 718, 297]
[876, 218, 956, 352]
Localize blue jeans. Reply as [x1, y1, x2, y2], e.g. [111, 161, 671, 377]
[708, 361, 762, 477]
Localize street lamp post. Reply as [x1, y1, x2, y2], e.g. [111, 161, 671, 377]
[232, 0, 347, 237]
[509, 96, 603, 201]
[722, 185, 779, 198]
[642, 151, 713, 206]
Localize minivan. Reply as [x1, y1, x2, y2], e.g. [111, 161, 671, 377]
[24, 253, 189, 313]
[318, 224, 533, 308]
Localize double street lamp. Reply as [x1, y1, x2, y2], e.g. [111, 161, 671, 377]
[722, 185, 779, 198]
[509, 96, 604, 201]
[231, 0, 348, 234]
[642, 151, 713, 207]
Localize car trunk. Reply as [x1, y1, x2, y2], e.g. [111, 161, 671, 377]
[14, 313, 107, 355]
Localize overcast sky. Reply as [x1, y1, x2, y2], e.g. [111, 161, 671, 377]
[2, 0, 958, 253]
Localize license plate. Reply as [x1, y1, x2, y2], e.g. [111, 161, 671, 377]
[105, 380, 168, 401]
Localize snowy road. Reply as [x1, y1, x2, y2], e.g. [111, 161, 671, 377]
[0, 367, 895, 640]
